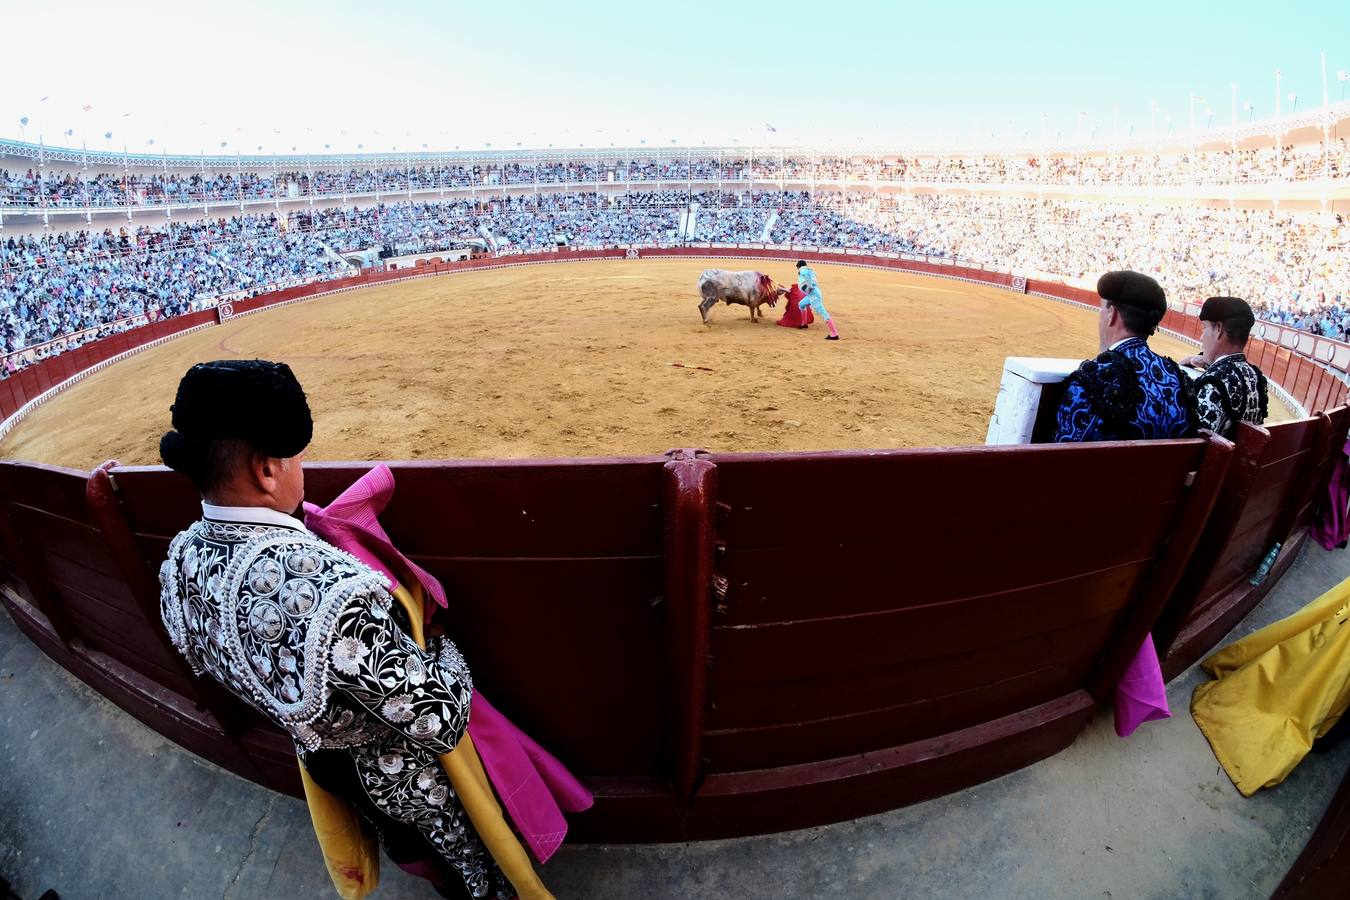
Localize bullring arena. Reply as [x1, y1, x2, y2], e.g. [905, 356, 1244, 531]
[4, 95, 1350, 898]
[0, 258, 1213, 468]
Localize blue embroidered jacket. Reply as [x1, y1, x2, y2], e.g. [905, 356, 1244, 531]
[1053, 337, 1195, 443]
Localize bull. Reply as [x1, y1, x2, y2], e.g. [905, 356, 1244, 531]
[697, 269, 784, 324]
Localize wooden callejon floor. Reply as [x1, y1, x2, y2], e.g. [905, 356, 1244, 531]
[2, 535, 1347, 900]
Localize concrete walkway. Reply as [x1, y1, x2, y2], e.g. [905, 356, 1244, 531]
[3, 539, 1350, 900]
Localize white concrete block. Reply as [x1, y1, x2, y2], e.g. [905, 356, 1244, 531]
[986, 357, 1080, 446]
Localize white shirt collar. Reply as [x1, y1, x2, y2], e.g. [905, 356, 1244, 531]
[201, 501, 306, 532]
[1108, 337, 1142, 351]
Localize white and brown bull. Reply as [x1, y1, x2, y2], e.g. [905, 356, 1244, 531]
[697, 269, 784, 324]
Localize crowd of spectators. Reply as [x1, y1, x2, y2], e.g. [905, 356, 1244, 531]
[4, 139, 1349, 210]
[3, 190, 1347, 369]
[2, 215, 342, 357]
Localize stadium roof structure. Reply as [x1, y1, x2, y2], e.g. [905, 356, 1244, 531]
[3, 102, 1347, 169]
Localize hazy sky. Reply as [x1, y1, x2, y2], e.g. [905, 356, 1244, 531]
[2, 0, 1348, 155]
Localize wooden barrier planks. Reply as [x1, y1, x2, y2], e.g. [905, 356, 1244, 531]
[1272, 759, 1350, 898]
[0, 248, 1346, 841]
[1159, 409, 1349, 678]
[703, 438, 1229, 776]
[113, 457, 673, 779]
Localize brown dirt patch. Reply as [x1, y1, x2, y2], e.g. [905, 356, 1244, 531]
[0, 258, 1251, 468]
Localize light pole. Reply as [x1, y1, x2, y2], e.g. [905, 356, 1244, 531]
[1189, 94, 1205, 151]
[1275, 69, 1284, 179]
[1230, 84, 1238, 194]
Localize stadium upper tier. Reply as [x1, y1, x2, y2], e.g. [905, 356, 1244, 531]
[2, 190, 1347, 367]
[2, 105, 1349, 216]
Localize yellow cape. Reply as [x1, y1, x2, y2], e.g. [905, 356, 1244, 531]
[298, 583, 553, 899]
[1191, 574, 1350, 796]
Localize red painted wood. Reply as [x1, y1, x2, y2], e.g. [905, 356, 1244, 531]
[1275, 410, 1344, 543]
[411, 555, 669, 775]
[710, 565, 1137, 690]
[708, 607, 1109, 730]
[1162, 529, 1308, 680]
[1258, 340, 1278, 373]
[1272, 347, 1294, 387]
[0, 378, 17, 418]
[1292, 359, 1315, 406]
[14, 368, 38, 406]
[0, 462, 90, 644]
[33, 363, 52, 394]
[662, 450, 716, 798]
[1156, 424, 1270, 668]
[1305, 367, 1326, 413]
[1085, 433, 1232, 701]
[1271, 747, 1350, 898]
[1312, 368, 1337, 414]
[686, 692, 1097, 840]
[704, 659, 1088, 772]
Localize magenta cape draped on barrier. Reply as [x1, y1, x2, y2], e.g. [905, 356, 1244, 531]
[1314, 439, 1350, 551]
[1115, 634, 1172, 737]
[303, 464, 593, 863]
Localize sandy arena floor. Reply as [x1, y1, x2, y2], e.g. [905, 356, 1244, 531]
[1, 258, 1244, 468]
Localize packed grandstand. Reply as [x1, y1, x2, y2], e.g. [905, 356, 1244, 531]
[2, 117, 1349, 370]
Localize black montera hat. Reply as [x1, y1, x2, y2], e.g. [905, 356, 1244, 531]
[1097, 271, 1167, 316]
[796, 260, 807, 268]
[163, 359, 312, 460]
[1199, 296, 1255, 327]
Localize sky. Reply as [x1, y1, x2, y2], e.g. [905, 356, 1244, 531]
[1, 0, 1348, 156]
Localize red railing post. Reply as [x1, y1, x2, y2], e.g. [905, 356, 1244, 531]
[662, 448, 716, 800]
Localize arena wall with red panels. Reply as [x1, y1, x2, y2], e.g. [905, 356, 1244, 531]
[4, 247, 1342, 424]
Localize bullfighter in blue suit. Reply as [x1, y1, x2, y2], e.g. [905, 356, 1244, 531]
[796, 260, 841, 341]
[1053, 270, 1195, 443]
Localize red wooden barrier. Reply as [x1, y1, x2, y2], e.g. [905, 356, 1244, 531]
[1273, 761, 1350, 897]
[1157, 406, 1350, 678]
[0, 431, 1256, 841]
[0, 249, 1345, 840]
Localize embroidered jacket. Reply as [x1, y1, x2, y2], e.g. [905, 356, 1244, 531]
[1053, 336, 1196, 443]
[160, 504, 506, 898]
[160, 505, 472, 752]
[1190, 352, 1268, 439]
